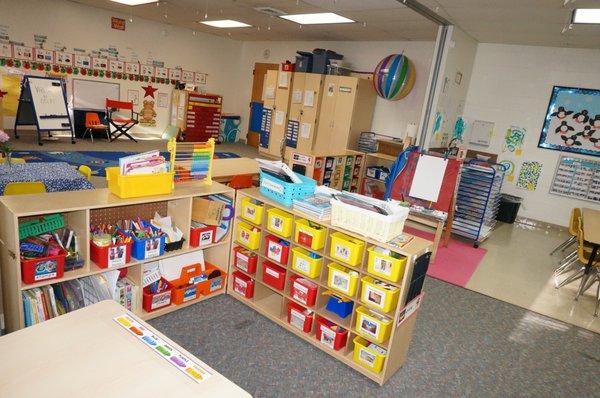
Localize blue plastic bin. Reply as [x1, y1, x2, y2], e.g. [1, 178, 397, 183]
[325, 295, 354, 319]
[130, 225, 166, 260]
[259, 171, 316, 207]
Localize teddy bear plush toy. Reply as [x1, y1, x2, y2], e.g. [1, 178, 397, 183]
[139, 100, 157, 126]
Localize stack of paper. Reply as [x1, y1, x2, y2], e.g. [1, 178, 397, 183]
[292, 186, 336, 220]
[119, 150, 168, 176]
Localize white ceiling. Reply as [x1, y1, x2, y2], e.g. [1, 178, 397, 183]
[72, 0, 600, 48]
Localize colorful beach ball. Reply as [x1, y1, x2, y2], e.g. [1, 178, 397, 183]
[373, 54, 416, 101]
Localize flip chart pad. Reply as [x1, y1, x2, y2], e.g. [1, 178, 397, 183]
[408, 154, 448, 202]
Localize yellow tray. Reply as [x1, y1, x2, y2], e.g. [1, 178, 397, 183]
[240, 197, 264, 225]
[294, 219, 326, 250]
[267, 208, 294, 238]
[355, 306, 392, 344]
[330, 232, 365, 267]
[106, 167, 174, 198]
[291, 247, 323, 279]
[236, 222, 261, 250]
[327, 262, 359, 296]
[367, 246, 407, 283]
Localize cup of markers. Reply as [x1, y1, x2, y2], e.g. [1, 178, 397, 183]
[89, 224, 134, 269]
[128, 218, 167, 260]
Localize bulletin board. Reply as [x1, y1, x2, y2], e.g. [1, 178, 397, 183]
[73, 79, 120, 110]
[550, 155, 600, 204]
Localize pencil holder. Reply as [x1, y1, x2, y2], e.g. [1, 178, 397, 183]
[130, 226, 166, 260]
[142, 278, 173, 312]
[90, 240, 133, 269]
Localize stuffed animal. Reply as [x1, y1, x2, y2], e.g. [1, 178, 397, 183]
[139, 100, 157, 126]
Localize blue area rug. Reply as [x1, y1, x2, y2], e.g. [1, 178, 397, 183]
[11, 150, 240, 177]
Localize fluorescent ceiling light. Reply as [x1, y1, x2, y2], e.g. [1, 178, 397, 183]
[200, 19, 252, 28]
[110, 0, 157, 5]
[280, 12, 355, 25]
[572, 9, 600, 24]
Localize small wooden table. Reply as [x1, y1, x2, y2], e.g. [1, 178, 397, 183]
[407, 211, 449, 263]
[0, 300, 250, 398]
[578, 208, 600, 302]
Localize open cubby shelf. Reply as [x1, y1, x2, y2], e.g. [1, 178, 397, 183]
[228, 188, 432, 385]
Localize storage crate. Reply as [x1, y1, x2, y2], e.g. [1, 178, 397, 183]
[236, 222, 260, 250]
[325, 294, 354, 319]
[316, 316, 348, 351]
[232, 271, 255, 298]
[294, 219, 326, 250]
[353, 336, 387, 374]
[233, 246, 258, 274]
[327, 262, 359, 296]
[290, 274, 318, 306]
[196, 263, 226, 296]
[262, 261, 286, 291]
[331, 193, 409, 242]
[21, 248, 67, 284]
[19, 214, 64, 240]
[329, 232, 365, 267]
[171, 264, 205, 305]
[287, 301, 313, 333]
[259, 171, 316, 207]
[130, 228, 166, 260]
[355, 306, 392, 344]
[106, 167, 174, 199]
[264, 235, 290, 264]
[189, 225, 216, 247]
[142, 278, 173, 312]
[360, 276, 400, 313]
[240, 197, 264, 225]
[266, 208, 294, 237]
[367, 246, 407, 283]
[291, 247, 323, 279]
[90, 240, 132, 269]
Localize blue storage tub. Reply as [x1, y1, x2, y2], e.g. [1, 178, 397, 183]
[325, 294, 354, 319]
[131, 225, 167, 260]
[259, 171, 316, 207]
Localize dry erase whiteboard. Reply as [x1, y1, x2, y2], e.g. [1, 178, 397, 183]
[28, 77, 70, 130]
[409, 154, 448, 202]
[73, 79, 120, 110]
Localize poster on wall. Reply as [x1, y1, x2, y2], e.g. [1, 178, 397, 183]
[168, 68, 182, 81]
[13, 45, 33, 60]
[127, 89, 139, 105]
[0, 43, 12, 58]
[498, 159, 516, 183]
[141, 64, 154, 77]
[550, 155, 600, 204]
[55, 51, 73, 66]
[125, 62, 140, 75]
[503, 126, 526, 155]
[516, 161, 543, 191]
[34, 48, 53, 63]
[538, 86, 600, 158]
[109, 59, 124, 73]
[92, 57, 108, 71]
[181, 70, 194, 83]
[194, 72, 206, 85]
[157, 92, 168, 108]
[155, 67, 168, 79]
[74, 54, 91, 68]
[469, 120, 494, 146]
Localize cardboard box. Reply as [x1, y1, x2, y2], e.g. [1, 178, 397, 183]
[192, 198, 224, 226]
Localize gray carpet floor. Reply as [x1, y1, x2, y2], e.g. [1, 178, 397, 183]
[149, 278, 600, 397]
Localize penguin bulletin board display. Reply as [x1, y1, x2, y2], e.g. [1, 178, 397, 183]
[538, 86, 600, 158]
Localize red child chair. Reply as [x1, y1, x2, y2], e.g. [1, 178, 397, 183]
[106, 99, 139, 142]
[82, 112, 110, 142]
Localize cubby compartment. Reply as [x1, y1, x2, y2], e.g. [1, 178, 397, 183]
[190, 225, 216, 248]
[289, 274, 318, 307]
[352, 336, 387, 374]
[262, 260, 287, 291]
[360, 276, 400, 313]
[329, 232, 365, 267]
[266, 208, 294, 238]
[233, 246, 258, 274]
[291, 247, 323, 279]
[367, 246, 407, 283]
[240, 197, 264, 225]
[287, 301, 314, 333]
[236, 222, 261, 250]
[294, 219, 326, 251]
[355, 306, 392, 344]
[232, 271, 255, 299]
[264, 234, 291, 264]
[316, 316, 348, 351]
[327, 262, 360, 296]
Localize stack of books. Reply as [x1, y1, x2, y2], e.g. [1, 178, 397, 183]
[293, 193, 333, 220]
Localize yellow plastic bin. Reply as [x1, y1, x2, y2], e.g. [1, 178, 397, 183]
[240, 197, 264, 225]
[106, 167, 174, 198]
[266, 208, 293, 238]
[329, 232, 365, 267]
[355, 306, 392, 344]
[367, 246, 407, 283]
[291, 247, 323, 279]
[353, 336, 387, 374]
[360, 276, 400, 313]
[294, 219, 326, 250]
[236, 222, 260, 250]
[327, 262, 359, 296]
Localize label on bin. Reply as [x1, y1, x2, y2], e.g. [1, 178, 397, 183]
[331, 270, 351, 293]
[320, 326, 335, 349]
[358, 314, 380, 340]
[292, 282, 308, 304]
[289, 309, 306, 330]
[294, 257, 310, 274]
[267, 241, 283, 263]
[373, 257, 393, 277]
[234, 278, 248, 295]
[358, 347, 377, 367]
[262, 178, 284, 195]
[298, 231, 313, 247]
[108, 245, 127, 268]
[151, 291, 171, 309]
[183, 286, 197, 302]
[144, 238, 161, 259]
[364, 285, 385, 310]
[243, 205, 256, 220]
[334, 243, 351, 262]
[270, 215, 284, 232]
[35, 259, 58, 281]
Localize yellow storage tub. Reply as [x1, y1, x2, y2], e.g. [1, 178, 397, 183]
[360, 276, 400, 313]
[294, 219, 326, 251]
[240, 197, 264, 225]
[329, 232, 365, 267]
[367, 246, 407, 283]
[266, 208, 294, 238]
[353, 336, 387, 374]
[291, 247, 323, 279]
[106, 167, 174, 198]
[355, 306, 392, 344]
[236, 222, 260, 250]
[327, 262, 359, 296]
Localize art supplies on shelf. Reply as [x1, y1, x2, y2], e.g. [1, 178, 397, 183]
[90, 223, 133, 269]
[151, 212, 184, 251]
[129, 218, 168, 260]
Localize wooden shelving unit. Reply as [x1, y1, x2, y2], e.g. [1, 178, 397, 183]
[228, 188, 432, 385]
[0, 182, 235, 332]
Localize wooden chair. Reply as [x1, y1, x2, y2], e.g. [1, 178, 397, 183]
[0, 158, 26, 164]
[106, 99, 138, 142]
[82, 112, 110, 142]
[78, 165, 92, 181]
[555, 221, 598, 288]
[3, 182, 47, 195]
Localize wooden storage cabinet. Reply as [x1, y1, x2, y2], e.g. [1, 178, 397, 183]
[259, 70, 292, 158]
[286, 72, 325, 153]
[0, 182, 234, 332]
[228, 188, 432, 385]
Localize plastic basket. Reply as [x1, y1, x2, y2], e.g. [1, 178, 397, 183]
[19, 214, 64, 240]
[360, 276, 400, 313]
[259, 171, 316, 207]
[330, 232, 365, 267]
[330, 194, 409, 243]
[327, 262, 359, 296]
[291, 247, 323, 279]
[353, 336, 387, 373]
[236, 222, 260, 250]
[106, 167, 174, 199]
[240, 197, 264, 225]
[355, 306, 392, 344]
[367, 246, 407, 283]
[266, 208, 294, 238]
[294, 219, 326, 250]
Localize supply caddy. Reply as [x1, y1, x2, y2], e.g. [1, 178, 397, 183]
[227, 188, 433, 385]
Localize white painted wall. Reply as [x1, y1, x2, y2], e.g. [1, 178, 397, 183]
[237, 40, 435, 141]
[462, 43, 600, 226]
[0, 0, 242, 137]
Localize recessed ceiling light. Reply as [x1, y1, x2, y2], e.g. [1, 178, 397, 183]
[200, 19, 252, 28]
[110, 0, 157, 5]
[572, 8, 600, 24]
[280, 12, 355, 25]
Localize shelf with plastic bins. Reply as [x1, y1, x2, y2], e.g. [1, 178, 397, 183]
[137, 284, 226, 321]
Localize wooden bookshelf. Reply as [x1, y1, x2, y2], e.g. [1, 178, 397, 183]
[0, 182, 234, 332]
[228, 188, 432, 385]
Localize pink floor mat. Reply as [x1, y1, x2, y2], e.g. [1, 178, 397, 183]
[404, 226, 487, 288]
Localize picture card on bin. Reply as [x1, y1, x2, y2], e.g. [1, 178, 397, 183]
[158, 251, 205, 281]
[192, 198, 224, 226]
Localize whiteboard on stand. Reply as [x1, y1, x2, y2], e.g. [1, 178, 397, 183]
[27, 76, 70, 131]
[409, 154, 448, 202]
[73, 79, 120, 110]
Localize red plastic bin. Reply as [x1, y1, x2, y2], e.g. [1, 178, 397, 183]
[262, 261, 286, 291]
[90, 240, 132, 269]
[233, 246, 258, 274]
[287, 301, 313, 333]
[290, 274, 318, 307]
[189, 225, 216, 247]
[21, 248, 67, 284]
[264, 234, 290, 264]
[232, 271, 255, 298]
[142, 278, 173, 312]
[316, 316, 348, 351]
